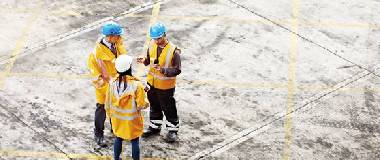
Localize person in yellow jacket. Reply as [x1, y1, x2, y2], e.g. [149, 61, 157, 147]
[87, 21, 127, 147]
[105, 55, 149, 160]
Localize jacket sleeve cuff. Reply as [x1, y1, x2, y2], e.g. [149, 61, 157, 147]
[160, 68, 167, 75]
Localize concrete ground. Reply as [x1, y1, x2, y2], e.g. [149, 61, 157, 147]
[0, 0, 379, 159]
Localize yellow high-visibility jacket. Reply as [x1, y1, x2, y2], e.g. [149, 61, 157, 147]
[147, 42, 177, 90]
[87, 38, 127, 104]
[105, 76, 148, 140]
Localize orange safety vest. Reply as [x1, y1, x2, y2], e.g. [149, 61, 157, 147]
[146, 42, 177, 90]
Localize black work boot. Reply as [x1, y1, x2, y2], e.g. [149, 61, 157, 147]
[95, 136, 107, 148]
[165, 131, 177, 143]
[142, 127, 161, 138]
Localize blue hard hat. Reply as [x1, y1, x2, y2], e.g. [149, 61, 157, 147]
[102, 21, 123, 36]
[150, 22, 167, 39]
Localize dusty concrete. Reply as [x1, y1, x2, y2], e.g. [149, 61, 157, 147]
[0, 0, 379, 159]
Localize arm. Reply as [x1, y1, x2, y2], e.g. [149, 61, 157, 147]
[135, 82, 149, 111]
[104, 83, 112, 117]
[160, 48, 181, 77]
[87, 52, 101, 77]
[143, 49, 150, 66]
[137, 49, 151, 66]
[88, 49, 110, 88]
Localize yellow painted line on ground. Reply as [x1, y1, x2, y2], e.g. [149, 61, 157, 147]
[125, 14, 380, 29]
[127, 14, 290, 26]
[298, 85, 380, 93]
[0, 149, 165, 160]
[0, 8, 36, 13]
[0, 149, 110, 159]
[185, 79, 288, 89]
[299, 20, 380, 29]
[0, 8, 81, 18]
[0, 1, 42, 88]
[3, 5, 380, 30]
[135, 3, 161, 78]
[5, 72, 380, 93]
[8, 72, 93, 80]
[50, 10, 81, 17]
[283, 0, 299, 159]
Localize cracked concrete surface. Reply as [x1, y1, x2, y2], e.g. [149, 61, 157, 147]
[0, 0, 379, 159]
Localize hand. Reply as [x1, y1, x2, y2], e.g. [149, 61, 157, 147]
[136, 57, 145, 64]
[101, 74, 110, 82]
[93, 80, 102, 88]
[93, 76, 105, 88]
[144, 86, 150, 92]
[153, 64, 161, 70]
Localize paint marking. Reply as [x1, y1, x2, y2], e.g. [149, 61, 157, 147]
[0, 0, 42, 88]
[0, 0, 172, 66]
[4, 72, 380, 93]
[135, 2, 161, 78]
[123, 14, 379, 29]
[282, 0, 299, 159]
[188, 60, 380, 160]
[0, 148, 166, 160]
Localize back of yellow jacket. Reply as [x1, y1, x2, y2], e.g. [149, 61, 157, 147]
[105, 76, 149, 140]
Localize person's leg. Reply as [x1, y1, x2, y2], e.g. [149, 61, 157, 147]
[157, 88, 179, 142]
[131, 137, 140, 160]
[94, 85, 108, 146]
[143, 87, 163, 137]
[94, 103, 106, 136]
[114, 137, 123, 160]
[94, 103, 107, 146]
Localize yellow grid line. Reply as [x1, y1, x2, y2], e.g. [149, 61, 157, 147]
[283, 0, 299, 159]
[125, 14, 380, 29]
[127, 14, 289, 25]
[0, 149, 166, 160]
[0, 8, 36, 13]
[299, 20, 380, 29]
[2, 5, 380, 29]
[0, 8, 81, 18]
[4, 72, 380, 93]
[186, 79, 288, 89]
[8, 72, 93, 80]
[135, 2, 161, 78]
[2, 1, 376, 159]
[0, 1, 42, 88]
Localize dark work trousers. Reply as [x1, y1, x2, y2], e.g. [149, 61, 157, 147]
[94, 103, 106, 137]
[147, 85, 179, 132]
[114, 137, 140, 160]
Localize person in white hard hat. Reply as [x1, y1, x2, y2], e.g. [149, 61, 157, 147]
[105, 55, 149, 160]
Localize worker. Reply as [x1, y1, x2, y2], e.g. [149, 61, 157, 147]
[87, 21, 127, 147]
[105, 55, 149, 160]
[137, 22, 182, 142]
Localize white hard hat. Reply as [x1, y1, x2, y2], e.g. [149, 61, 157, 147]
[115, 55, 133, 73]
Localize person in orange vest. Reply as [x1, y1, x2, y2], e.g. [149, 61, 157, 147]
[137, 22, 181, 142]
[87, 21, 127, 147]
[105, 55, 148, 160]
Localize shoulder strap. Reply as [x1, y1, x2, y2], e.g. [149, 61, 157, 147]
[164, 43, 176, 68]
